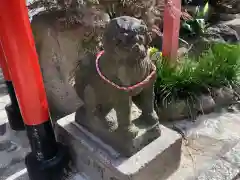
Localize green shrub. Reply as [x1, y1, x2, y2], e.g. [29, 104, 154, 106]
[154, 43, 240, 106]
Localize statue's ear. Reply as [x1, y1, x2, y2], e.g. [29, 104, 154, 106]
[139, 20, 151, 45]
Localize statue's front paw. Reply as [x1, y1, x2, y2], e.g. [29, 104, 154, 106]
[117, 124, 139, 139]
[103, 118, 118, 132]
[141, 111, 159, 125]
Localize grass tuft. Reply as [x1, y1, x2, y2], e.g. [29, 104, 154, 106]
[154, 43, 240, 107]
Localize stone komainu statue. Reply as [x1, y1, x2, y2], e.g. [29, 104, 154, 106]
[74, 16, 161, 156]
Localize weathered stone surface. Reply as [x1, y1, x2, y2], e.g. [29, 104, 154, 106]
[204, 24, 240, 43]
[212, 87, 235, 107]
[224, 14, 240, 37]
[166, 110, 240, 180]
[56, 113, 182, 180]
[31, 12, 86, 121]
[158, 94, 216, 121]
[76, 105, 161, 157]
[223, 142, 240, 168]
[188, 23, 239, 57]
[217, 13, 238, 21]
[74, 16, 161, 156]
[213, 1, 240, 14]
[158, 100, 189, 121]
[157, 88, 239, 121]
[196, 94, 215, 113]
[195, 159, 239, 180]
[177, 47, 189, 57]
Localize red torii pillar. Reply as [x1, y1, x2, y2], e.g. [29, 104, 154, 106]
[0, 1, 69, 180]
[162, 0, 181, 60]
[0, 41, 25, 131]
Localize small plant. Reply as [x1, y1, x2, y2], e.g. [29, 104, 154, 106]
[153, 43, 240, 107]
[180, 2, 210, 37]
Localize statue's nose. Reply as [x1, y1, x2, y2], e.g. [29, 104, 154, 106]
[122, 33, 129, 44]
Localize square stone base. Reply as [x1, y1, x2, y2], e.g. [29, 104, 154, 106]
[56, 113, 182, 180]
[75, 106, 162, 157]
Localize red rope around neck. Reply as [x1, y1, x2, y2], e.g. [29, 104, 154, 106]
[96, 51, 156, 92]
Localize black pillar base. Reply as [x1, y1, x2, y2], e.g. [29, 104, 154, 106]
[5, 103, 25, 131]
[26, 143, 70, 180]
[5, 81, 25, 131]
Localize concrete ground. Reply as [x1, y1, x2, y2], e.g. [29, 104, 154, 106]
[0, 67, 239, 179]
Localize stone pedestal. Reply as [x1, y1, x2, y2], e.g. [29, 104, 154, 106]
[75, 106, 161, 157]
[56, 113, 182, 180]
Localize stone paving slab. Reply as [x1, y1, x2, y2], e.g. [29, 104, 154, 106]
[165, 110, 240, 180]
[195, 159, 239, 180]
[223, 141, 240, 168]
[188, 141, 240, 180]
